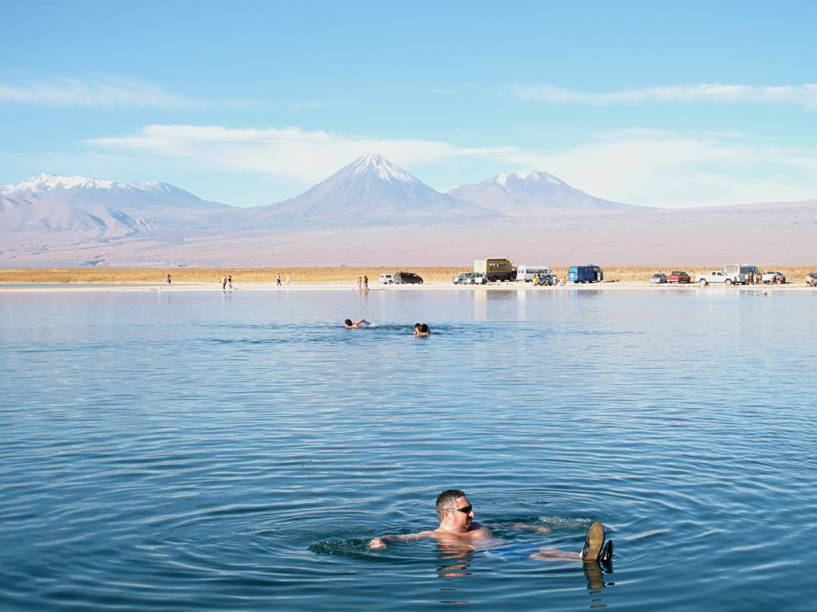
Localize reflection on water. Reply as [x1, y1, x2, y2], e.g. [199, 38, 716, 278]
[1, 289, 817, 610]
[436, 541, 475, 579]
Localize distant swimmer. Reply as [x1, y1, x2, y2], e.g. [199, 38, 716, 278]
[344, 318, 371, 328]
[368, 489, 613, 564]
[413, 323, 431, 337]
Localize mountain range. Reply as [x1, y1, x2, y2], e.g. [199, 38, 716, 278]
[1, 154, 815, 266]
[447, 170, 635, 215]
[246, 153, 499, 227]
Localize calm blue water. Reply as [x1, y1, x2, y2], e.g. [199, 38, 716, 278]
[2, 288, 816, 610]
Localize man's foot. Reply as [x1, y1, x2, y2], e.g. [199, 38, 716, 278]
[580, 521, 605, 561]
[600, 539, 614, 565]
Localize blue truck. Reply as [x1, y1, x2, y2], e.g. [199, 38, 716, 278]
[568, 265, 604, 283]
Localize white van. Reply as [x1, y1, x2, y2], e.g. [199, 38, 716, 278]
[379, 274, 394, 284]
[516, 265, 553, 282]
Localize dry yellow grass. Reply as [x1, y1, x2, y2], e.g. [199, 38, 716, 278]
[0, 267, 466, 283]
[1, 265, 814, 284]
[592, 266, 817, 282]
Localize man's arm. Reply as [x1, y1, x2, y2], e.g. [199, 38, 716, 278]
[511, 523, 551, 535]
[368, 531, 434, 549]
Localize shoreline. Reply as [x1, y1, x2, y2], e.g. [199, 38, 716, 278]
[1, 280, 813, 293]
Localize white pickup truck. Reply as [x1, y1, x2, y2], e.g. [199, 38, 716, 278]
[696, 271, 733, 285]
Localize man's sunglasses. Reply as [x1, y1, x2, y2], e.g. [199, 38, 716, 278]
[454, 505, 472, 514]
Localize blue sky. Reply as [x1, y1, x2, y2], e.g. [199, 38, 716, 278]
[2, 0, 817, 207]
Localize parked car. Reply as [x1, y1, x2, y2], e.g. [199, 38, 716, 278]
[806, 272, 817, 287]
[761, 271, 786, 284]
[696, 271, 733, 285]
[453, 272, 487, 285]
[667, 271, 691, 284]
[379, 273, 394, 284]
[650, 273, 667, 284]
[393, 271, 423, 285]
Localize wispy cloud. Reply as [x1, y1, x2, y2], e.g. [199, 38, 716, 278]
[88, 124, 514, 183]
[87, 123, 817, 207]
[0, 77, 250, 109]
[500, 129, 817, 206]
[511, 83, 817, 109]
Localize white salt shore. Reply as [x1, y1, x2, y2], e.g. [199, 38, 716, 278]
[0, 281, 812, 293]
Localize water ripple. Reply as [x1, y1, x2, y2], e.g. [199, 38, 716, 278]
[1, 290, 816, 610]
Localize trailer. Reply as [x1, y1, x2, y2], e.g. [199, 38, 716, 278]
[724, 264, 759, 285]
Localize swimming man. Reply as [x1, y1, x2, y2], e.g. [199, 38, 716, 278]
[413, 323, 431, 337]
[368, 489, 613, 563]
[344, 318, 371, 328]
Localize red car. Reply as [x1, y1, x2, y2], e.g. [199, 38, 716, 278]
[667, 270, 691, 284]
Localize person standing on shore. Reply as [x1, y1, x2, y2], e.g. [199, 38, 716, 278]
[222, 276, 227, 291]
[363, 275, 369, 291]
[166, 273, 172, 285]
[276, 274, 282, 287]
[227, 274, 233, 289]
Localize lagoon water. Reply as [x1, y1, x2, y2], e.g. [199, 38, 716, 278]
[2, 288, 816, 610]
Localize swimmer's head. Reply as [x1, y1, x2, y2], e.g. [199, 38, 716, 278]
[344, 319, 352, 326]
[419, 323, 429, 333]
[436, 488, 467, 521]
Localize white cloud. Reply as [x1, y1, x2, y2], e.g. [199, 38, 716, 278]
[87, 123, 817, 207]
[87, 124, 514, 183]
[0, 77, 248, 109]
[502, 130, 817, 206]
[511, 83, 817, 109]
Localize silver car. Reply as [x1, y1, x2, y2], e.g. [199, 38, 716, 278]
[453, 272, 487, 285]
[650, 273, 667, 284]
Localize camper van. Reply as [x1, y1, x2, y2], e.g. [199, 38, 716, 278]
[724, 264, 759, 285]
[568, 265, 604, 283]
[474, 258, 516, 282]
[516, 265, 554, 282]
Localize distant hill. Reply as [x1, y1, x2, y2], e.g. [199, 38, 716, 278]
[448, 170, 636, 216]
[0, 183, 149, 239]
[247, 154, 501, 227]
[0, 173, 232, 233]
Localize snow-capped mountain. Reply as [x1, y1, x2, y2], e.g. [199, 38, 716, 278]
[250, 154, 501, 227]
[447, 170, 636, 216]
[0, 173, 235, 240]
[2, 173, 231, 223]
